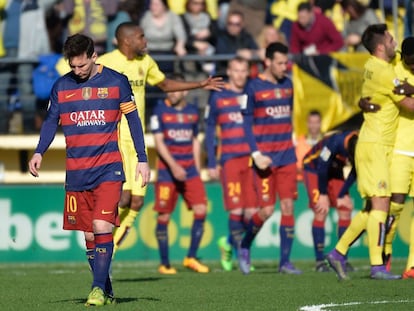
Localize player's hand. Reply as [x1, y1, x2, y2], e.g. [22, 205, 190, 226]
[315, 194, 330, 215]
[252, 152, 272, 170]
[394, 80, 414, 96]
[337, 195, 353, 210]
[208, 167, 220, 180]
[136, 162, 151, 187]
[28, 153, 42, 177]
[358, 97, 380, 113]
[172, 165, 187, 181]
[200, 76, 225, 91]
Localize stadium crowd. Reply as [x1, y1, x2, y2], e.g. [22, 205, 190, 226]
[5, 0, 414, 306]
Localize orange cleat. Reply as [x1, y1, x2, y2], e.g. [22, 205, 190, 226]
[158, 265, 177, 275]
[402, 268, 414, 279]
[183, 257, 209, 273]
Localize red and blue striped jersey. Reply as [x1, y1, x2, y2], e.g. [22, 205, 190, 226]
[242, 74, 296, 167]
[205, 87, 251, 168]
[150, 99, 199, 182]
[35, 65, 147, 191]
[303, 130, 357, 196]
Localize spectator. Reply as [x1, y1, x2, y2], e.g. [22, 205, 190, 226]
[290, 1, 344, 55]
[60, 0, 119, 54]
[180, 0, 217, 73]
[340, 0, 382, 52]
[215, 10, 258, 75]
[228, 0, 268, 46]
[140, 0, 187, 73]
[256, 25, 287, 60]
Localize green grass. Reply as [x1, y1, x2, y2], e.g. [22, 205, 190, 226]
[1, 259, 413, 311]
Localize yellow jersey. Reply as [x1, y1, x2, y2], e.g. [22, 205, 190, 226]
[359, 55, 404, 145]
[98, 49, 165, 137]
[393, 56, 414, 153]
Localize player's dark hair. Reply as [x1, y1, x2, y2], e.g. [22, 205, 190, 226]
[265, 42, 289, 60]
[297, 2, 312, 12]
[402, 37, 414, 57]
[361, 23, 387, 54]
[308, 109, 321, 118]
[115, 21, 138, 41]
[63, 34, 95, 60]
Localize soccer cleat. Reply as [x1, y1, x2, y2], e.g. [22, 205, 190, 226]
[402, 268, 414, 279]
[183, 257, 209, 273]
[238, 248, 251, 275]
[158, 265, 177, 275]
[217, 236, 233, 271]
[315, 261, 330, 272]
[345, 261, 355, 272]
[325, 249, 349, 281]
[279, 262, 302, 274]
[370, 265, 401, 280]
[85, 287, 105, 307]
[104, 294, 116, 305]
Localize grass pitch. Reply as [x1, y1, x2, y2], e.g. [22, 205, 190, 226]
[1, 259, 413, 311]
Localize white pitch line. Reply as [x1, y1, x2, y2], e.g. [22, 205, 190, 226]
[299, 299, 413, 311]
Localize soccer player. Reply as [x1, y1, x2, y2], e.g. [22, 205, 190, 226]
[205, 56, 268, 271]
[28, 34, 150, 306]
[150, 73, 209, 274]
[361, 37, 414, 278]
[97, 21, 223, 256]
[238, 42, 301, 275]
[303, 130, 358, 272]
[326, 24, 414, 280]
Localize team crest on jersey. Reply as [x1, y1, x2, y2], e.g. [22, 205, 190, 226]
[67, 215, 76, 225]
[377, 180, 387, 190]
[138, 67, 144, 77]
[97, 88, 108, 99]
[82, 87, 92, 100]
[177, 113, 184, 123]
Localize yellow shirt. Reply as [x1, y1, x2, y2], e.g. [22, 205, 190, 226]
[359, 55, 404, 145]
[393, 56, 414, 153]
[98, 49, 165, 137]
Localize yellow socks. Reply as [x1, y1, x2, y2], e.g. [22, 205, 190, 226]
[336, 210, 368, 255]
[366, 210, 387, 266]
[384, 201, 404, 257]
[113, 209, 138, 256]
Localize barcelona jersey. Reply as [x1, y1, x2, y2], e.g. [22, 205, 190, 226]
[243, 74, 296, 166]
[205, 86, 251, 168]
[35, 65, 147, 191]
[150, 100, 200, 182]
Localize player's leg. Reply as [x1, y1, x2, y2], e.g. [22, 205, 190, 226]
[113, 141, 146, 256]
[276, 163, 301, 274]
[385, 153, 411, 269]
[183, 177, 209, 273]
[403, 209, 414, 278]
[87, 181, 122, 306]
[153, 182, 177, 274]
[303, 171, 328, 271]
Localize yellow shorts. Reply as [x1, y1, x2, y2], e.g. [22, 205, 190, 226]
[119, 138, 147, 197]
[355, 142, 392, 198]
[390, 152, 414, 196]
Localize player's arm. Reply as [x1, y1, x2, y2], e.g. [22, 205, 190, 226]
[193, 136, 202, 173]
[29, 91, 60, 177]
[153, 132, 186, 181]
[156, 76, 224, 92]
[241, 85, 271, 170]
[204, 95, 220, 179]
[358, 97, 381, 112]
[393, 80, 414, 96]
[121, 101, 150, 186]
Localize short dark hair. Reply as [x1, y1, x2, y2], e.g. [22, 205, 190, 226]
[63, 34, 95, 60]
[308, 109, 321, 118]
[402, 37, 414, 57]
[361, 23, 388, 54]
[265, 42, 289, 59]
[297, 2, 312, 12]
